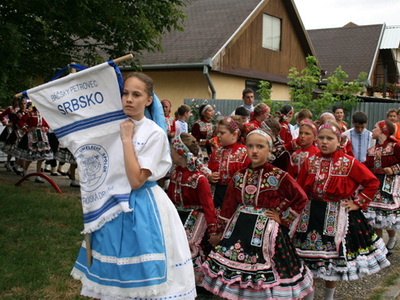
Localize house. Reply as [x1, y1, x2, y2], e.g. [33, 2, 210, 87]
[307, 23, 400, 98]
[121, 0, 316, 108]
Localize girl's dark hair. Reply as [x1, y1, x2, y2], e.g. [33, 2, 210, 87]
[279, 104, 293, 115]
[180, 133, 199, 156]
[278, 104, 293, 122]
[332, 105, 344, 113]
[124, 72, 154, 96]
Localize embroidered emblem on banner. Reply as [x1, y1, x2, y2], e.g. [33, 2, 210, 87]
[75, 144, 109, 192]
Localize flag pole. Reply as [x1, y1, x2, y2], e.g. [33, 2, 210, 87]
[14, 53, 133, 98]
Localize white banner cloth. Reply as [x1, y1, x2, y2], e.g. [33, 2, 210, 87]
[25, 62, 131, 233]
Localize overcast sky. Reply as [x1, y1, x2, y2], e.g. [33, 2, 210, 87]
[293, 0, 400, 30]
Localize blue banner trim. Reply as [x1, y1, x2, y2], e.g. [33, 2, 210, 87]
[83, 193, 130, 223]
[107, 60, 124, 96]
[54, 110, 127, 138]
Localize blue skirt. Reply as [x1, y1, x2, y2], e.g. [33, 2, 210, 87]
[71, 181, 196, 299]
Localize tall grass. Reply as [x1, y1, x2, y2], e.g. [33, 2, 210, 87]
[0, 180, 87, 299]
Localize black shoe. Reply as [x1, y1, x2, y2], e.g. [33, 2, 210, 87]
[70, 180, 80, 188]
[57, 170, 68, 176]
[50, 172, 58, 176]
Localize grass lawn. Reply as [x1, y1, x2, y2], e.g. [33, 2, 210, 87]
[0, 180, 87, 299]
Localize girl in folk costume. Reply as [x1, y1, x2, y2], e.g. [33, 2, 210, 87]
[293, 121, 390, 300]
[191, 103, 216, 158]
[161, 99, 176, 141]
[363, 120, 400, 254]
[16, 104, 53, 182]
[332, 105, 349, 133]
[208, 116, 250, 209]
[168, 133, 218, 285]
[0, 98, 26, 174]
[262, 117, 291, 171]
[202, 129, 314, 300]
[71, 73, 196, 299]
[0, 98, 18, 171]
[288, 120, 319, 180]
[244, 103, 270, 133]
[277, 104, 294, 144]
[318, 111, 354, 157]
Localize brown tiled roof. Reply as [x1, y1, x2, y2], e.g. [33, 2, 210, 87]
[307, 24, 384, 82]
[139, 0, 263, 66]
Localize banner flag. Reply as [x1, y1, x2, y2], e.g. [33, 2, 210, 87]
[24, 61, 132, 233]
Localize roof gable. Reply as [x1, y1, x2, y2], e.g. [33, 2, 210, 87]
[307, 24, 384, 81]
[140, 0, 263, 66]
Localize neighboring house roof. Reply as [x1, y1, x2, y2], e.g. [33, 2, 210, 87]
[138, 0, 314, 74]
[139, 0, 263, 67]
[307, 24, 385, 82]
[381, 25, 400, 49]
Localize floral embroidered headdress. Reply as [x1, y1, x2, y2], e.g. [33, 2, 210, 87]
[171, 134, 211, 175]
[318, 123, 341, 139]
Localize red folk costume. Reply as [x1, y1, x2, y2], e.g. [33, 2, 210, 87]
[363, 120, 400, 229]
[202, 162, 313, 299]
[293, 125, 389, 281]
[208, 141, 250, 208]
[288, 144, 319, 179]
[0, 104, 21, 155]
[191, 115, 216, 157]
[339, 135, 354, 157]
[288, 120, 319, 179]
[244, 118, 262, 133]
[244, 104, 270, 134]
[279, 120, 293, 145]
[168, 135, 216, 285]
[16, 107, 53, 161]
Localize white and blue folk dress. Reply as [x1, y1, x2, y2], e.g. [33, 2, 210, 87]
[71, 117, 196, 299]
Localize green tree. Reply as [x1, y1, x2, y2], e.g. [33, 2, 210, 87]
[258, 55, 367, 120]
[0, 0, 186, 106]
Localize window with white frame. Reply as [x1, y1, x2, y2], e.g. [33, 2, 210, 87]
[262, 14, 281, 51]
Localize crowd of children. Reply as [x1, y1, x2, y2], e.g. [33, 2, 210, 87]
[153, 86, 398, 300]
[2, 79, 400, 300]
[0, 98, 79, 186]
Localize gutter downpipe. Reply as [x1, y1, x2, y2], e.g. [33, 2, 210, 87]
[130, 59, 217, 99]
[203, 63, 216, 99]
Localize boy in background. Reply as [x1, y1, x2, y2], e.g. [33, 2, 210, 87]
[234, 106, 250, 124]
[175, 104, 191, 137]
[342, 111, 375, 162]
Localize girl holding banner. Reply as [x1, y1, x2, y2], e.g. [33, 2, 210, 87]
[71, 72, 196, 299]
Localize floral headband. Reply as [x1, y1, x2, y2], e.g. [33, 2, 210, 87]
[318, 123, 341, 139]
[250, 105, 270, 120]
[200, 104, 213, 116]
[300, 119, 317, 137]
[171, 134, 211, 175]
[247, 129, 273, 149]
[223, 116, 239, 132]
[377, 120, 390, 137]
